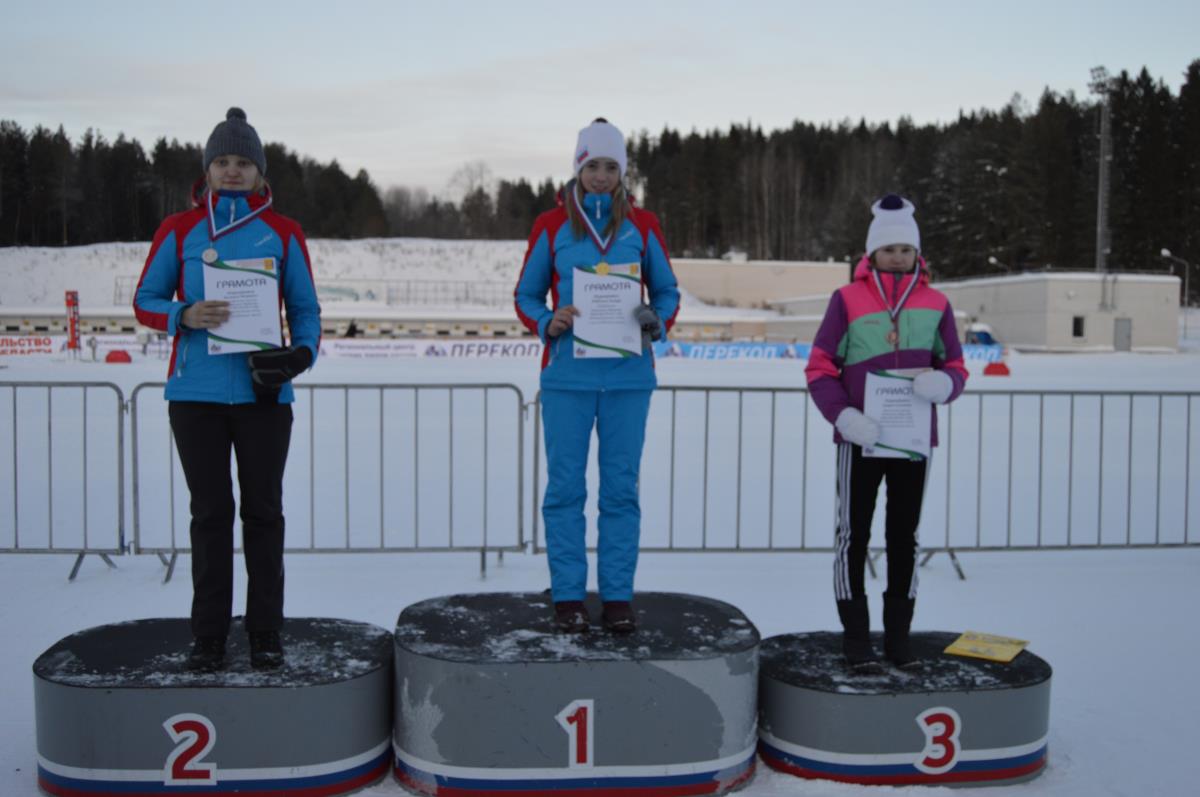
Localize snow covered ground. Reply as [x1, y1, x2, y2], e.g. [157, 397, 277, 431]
[3, 348, 1200, 796]
[0, 238, 779, 322]
[4, 546, 1198, 797]
[2, 245, 1199, 796]
[0, 239, 528, 310]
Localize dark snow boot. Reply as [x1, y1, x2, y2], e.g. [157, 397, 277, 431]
[837, 597, 882, 672]
[883, 593, 917, 668]
[186, 636, 226, 672]
[602, 601, 637, 634]
[554, 601, 590, 634]
[249, 630, 284, 670]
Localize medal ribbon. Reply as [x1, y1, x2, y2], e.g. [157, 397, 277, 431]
[871, 259, 921, 324]
[206, 189, 272, 240]
[572, 189, 614, 255]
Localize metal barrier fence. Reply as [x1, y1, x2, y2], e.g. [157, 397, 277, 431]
[531, 387, 1200, 573]
[130, 382, 526, 580]
[5, 379, 1196, 581]
[0, 382, 126, 578]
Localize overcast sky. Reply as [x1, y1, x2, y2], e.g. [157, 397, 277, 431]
[3, 0, 1196, 197]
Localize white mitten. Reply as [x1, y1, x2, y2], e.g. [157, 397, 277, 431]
[835, 407, 882, 448]
[912, 370, 954, 404]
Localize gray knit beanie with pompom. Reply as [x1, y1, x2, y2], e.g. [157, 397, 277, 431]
[203, 107, 266, 175]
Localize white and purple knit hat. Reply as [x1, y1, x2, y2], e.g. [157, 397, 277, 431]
[865, 194, 920, 255]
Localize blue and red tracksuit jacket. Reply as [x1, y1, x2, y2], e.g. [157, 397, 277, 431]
[132, 183, 321, 404]
[513, 189, 680, 391]
[805, 257, 968, 445]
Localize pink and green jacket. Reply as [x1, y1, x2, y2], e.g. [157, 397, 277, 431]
[805, 257, 967, 445]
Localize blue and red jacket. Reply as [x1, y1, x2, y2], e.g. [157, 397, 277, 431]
[133, 182, 321, 404]
[513, 188, 680, 391]
[805, 257, 967, 445]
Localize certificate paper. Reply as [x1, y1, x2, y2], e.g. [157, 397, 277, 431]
[572, 262, 642, 358]
[202, 255, 282, 355]
[944, 631, 1029, 664]
[862, 369, 931, 460]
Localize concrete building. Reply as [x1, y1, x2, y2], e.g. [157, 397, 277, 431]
[671, 259, 849, 309]
[934, 272, 1179, 352]
[763, 271, 1179, 351]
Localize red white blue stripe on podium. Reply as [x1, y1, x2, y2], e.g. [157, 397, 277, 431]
[36, 741, 390, 796]
[392, 744, 756, 796]
[758, 731, 1047, 786]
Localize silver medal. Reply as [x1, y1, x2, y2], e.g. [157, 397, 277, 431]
[202, 248, 219, 265]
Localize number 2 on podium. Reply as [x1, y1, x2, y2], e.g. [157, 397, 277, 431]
[163, 713, 218, 785]
[555, 699, 595, 768]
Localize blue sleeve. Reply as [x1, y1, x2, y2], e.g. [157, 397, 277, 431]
[282, 232, 322, 366]
[644, 229, 680, 340]
[514, 228, 555, 343]
[133, 226, 187, 335]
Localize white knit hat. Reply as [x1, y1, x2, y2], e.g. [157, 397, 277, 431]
[865, 194, 920, 255]
[572, 118, 627, 177]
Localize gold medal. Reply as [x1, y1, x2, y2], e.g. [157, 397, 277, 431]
[595, 262, 610, 276]
[202, 248, 219, 265]
[886, 329, 899, 345]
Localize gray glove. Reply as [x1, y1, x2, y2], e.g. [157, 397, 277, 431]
[633, 303, 662, 350]
[835, 407, 882, 448]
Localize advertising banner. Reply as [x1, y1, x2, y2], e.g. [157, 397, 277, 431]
[64, 291, 81, 351]
[0, 335, 63, 357]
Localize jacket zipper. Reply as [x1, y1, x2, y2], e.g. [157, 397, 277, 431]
[176, 333, 190, 377]
[893, 275, 901, 361]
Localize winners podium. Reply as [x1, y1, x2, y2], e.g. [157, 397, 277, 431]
[33, 618, 393, 796]
[32, 600, 1052, 795]
[758, 631, 1052, 787]
[391, 592, 760, 796]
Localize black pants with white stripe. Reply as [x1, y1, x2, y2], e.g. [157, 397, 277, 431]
[833, 442, 929, 602]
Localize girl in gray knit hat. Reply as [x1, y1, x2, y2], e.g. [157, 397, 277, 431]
[133, 107, 322, 673]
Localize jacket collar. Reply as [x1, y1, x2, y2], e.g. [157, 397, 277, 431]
[854, 255, 928, 317]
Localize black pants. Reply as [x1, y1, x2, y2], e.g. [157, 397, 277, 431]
[169, 401, 293, 639]
[833, 442, 930, 602]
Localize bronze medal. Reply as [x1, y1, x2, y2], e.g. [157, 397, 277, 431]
[886, 329, 899, 345]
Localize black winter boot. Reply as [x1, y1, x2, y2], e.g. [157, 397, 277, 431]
[836, 597, 881, 672]
[883, 593, 917, 668]
[186, 636, 226, 672]
[554, 601, 590, 634]
[249, 630, 284, 670]
[602, 601, 636, 634]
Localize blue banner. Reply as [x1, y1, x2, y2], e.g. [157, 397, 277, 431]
[651, 341, 1004, 362]
[653, 342, 811, 360]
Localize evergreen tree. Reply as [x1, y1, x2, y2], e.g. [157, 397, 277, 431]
[0, 121, 30, 245]
[1, 61, 1194, 261]
[1108, 68, 1177, 272]
[1175, 60, 1200, 304]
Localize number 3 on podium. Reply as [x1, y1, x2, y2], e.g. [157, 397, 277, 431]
[915, 706, 962, 775]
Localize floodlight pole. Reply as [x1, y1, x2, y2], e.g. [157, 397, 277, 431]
[1090, 67, 1113, 273]
[1162, 249, 1192, 338]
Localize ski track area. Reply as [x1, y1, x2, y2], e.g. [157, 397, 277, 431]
[2, 236, 1200, 797]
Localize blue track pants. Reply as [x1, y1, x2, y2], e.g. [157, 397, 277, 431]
[541, 388, 652, 602]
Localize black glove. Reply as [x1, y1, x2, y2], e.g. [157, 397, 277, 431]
[247, 347, 313, 402]
[633, 304, 663, 350]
